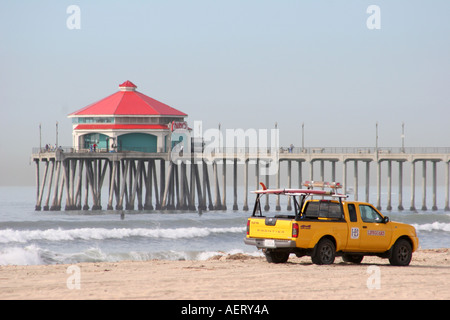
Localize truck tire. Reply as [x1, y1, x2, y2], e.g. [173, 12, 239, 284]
[389, 239, 412, 266]
[265, 250, 289, 263]
[312, 238, 336, 265]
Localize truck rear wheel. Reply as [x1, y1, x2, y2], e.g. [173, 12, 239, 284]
[265, 250, 289, 263]
[389, 239, 412, 266]
[312, 238, 336, 265]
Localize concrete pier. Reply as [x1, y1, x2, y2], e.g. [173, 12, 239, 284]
[32, 146, 450, 212]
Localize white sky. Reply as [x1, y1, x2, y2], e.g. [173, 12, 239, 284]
[0, 0, 449, 185]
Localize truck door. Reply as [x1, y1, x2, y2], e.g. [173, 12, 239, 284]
[357, 204, 392, 251]
[345, 203, 361, 251]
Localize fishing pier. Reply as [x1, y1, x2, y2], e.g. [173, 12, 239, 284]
[31, 80, 450, 213]
[32, 146, 450, 212]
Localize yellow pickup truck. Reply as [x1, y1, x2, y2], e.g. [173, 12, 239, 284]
[244, 182, 419, 266]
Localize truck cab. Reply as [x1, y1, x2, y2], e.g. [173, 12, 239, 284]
[244, 182, 419, 266]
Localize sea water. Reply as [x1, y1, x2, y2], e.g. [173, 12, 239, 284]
[0, 186, 449, 265]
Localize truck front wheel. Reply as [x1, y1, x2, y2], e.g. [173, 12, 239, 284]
[312, 238, 336, 265]
[265, 250, 289, 263]
[389, 239, 412, 266]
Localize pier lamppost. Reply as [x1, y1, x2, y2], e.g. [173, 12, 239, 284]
[39, 123, 42, 152]
[401, 122, 405, 153]
[218, 122, 221, 153]
[301, 122, 305, 152]
[275, 121, 278, 151]
[375, 122, 379, 152]
[56, 121, 59, 148]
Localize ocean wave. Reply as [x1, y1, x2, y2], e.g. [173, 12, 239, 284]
[0, 245, 261, 266]
[413, 222, 450, 233]
[0, 226, 246, 244]
[0, 245, 45, 265]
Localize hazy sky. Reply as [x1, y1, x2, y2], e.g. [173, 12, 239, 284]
[0, 0, 449, 185]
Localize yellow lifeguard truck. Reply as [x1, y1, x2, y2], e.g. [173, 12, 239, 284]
[244, 182, 419, 266]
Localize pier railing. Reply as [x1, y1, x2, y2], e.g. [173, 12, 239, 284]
[32, 146, 450, 155]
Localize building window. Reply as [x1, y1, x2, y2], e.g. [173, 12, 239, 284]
[115, 117, 151, 124]
[73, 117, 114, 124]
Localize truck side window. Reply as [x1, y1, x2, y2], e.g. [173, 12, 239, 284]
[360, 205, 383, 223]
[348, 204, 357, 222]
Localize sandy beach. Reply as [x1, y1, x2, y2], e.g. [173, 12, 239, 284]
[1, 249, 449, 300]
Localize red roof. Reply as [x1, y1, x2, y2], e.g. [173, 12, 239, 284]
[74, 124, 168, 130]
[119, 80, 137, 88]
[69, 81, 187, 117]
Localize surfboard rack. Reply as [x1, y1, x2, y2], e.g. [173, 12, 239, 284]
[252, 181, 347, 198]
[251, 181, 348, 217]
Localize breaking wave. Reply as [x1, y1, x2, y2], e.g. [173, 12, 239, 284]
[413, 222, 450, 233]
[0, 226, 245, 244]
[0, 245, 45, 265]
[0, 245, 260, 265]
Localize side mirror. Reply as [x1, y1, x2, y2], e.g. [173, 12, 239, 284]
[383, 216, 390, 223]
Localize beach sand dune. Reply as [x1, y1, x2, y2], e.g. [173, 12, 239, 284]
[1, 249, 449, 300]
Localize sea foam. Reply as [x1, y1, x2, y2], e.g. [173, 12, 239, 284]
[413, 222, 450, 233]
[0, 245, 44, 265]
[0, 245, 260, 265]
[0, 226, 246, 244]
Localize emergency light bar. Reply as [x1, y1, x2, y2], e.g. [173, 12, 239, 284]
[303, 181, 342, 189]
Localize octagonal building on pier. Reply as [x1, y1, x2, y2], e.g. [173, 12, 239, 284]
[68, 80, 187, 153]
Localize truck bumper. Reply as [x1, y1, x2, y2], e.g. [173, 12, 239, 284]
[244, 237, 297, 249]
